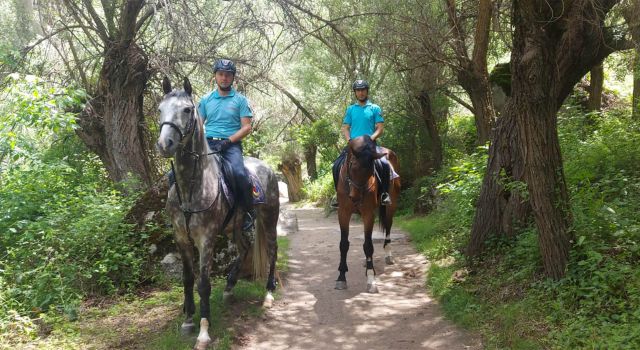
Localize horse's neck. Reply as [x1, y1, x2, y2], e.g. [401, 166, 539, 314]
[174, 120, 219, 195]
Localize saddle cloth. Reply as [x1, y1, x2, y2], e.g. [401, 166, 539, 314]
[219, 165, 266, 208]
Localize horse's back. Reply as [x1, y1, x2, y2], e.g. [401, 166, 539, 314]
[379, 147, 400, 173]
[244, 156, 279, 206]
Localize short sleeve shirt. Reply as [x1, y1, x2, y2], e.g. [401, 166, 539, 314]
[198, 88, 253, 139]
[342, 100, 384, 139]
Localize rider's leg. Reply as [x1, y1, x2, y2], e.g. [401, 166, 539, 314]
[222, 142, 255, 231]
[375, 147, 392, 206]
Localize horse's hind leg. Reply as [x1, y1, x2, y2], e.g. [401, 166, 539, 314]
[383, 213, 395, 265]
[224, 224, 251, 300]
[385, 179, 400, 265]
[176, 238, 196, 335]
[260, 204, 279, 307]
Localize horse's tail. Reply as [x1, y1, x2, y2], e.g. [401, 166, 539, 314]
[252, 216, 269, 280]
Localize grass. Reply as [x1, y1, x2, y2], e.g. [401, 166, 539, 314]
[1, 237, 291, 350]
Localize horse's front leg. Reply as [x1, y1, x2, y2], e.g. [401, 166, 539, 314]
[362, 210, 378, 293]
[194, 239, 214, 350]
[176, 237, 196, 335]
[335, 208, 351, 290]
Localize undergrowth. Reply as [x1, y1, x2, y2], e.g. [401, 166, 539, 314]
[398, 107, 640, 349]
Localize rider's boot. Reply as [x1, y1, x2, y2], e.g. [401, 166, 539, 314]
[381, 192, 392, 206]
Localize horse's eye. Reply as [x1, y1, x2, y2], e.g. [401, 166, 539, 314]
[183, 107, 192, 114]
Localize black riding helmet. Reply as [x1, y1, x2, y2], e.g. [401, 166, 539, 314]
[213, 59, 236, 75]
[352, 79, 369, 90]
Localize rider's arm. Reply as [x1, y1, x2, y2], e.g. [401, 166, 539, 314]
[341, 124, 351, 142]
[371, 122, 384, 141]
[229, 117, 252, 143]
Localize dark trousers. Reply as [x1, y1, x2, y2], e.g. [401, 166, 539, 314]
[332, 145, 390, 194]
[208, 139, 253, 211]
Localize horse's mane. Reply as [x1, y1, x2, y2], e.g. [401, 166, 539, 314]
[350, 135, 377, 167]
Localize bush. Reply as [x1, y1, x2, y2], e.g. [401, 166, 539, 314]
[0, 149, 148, 322]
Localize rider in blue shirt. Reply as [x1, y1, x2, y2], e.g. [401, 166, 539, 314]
[200, 59, 255, 231]
[332, 79, 392, 206]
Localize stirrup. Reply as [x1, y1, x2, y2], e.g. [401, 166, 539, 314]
[381, 192, 391, 206]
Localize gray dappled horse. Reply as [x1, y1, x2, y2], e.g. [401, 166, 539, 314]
[156, 77, 279, 350]
[335, 135, 401, 293]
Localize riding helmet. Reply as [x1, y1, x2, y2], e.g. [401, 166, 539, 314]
[352, 79, 369, 90]
[213, 59, 236, 75]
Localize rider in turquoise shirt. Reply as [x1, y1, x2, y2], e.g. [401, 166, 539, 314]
[342, 100, 384, 139]
[198, 88, 253, 139]
[332, 79, 392, 206]
[199, 59, 255, 232]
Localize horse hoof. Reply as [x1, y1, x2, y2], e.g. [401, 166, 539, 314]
[385, 256, 395, 265]
[223, 290, 233, 302]
[263, 292, 275, 308]
[193, 339, 210, 350]
[367, 283, 379, 294]
[335, 281, 348, 290]
[180, 322, 196, 335]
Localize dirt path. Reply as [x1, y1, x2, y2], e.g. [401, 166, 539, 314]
[238, 206, 482, 350]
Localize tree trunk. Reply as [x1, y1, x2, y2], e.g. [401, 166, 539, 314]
[279, 155, 304, 202]
[587, 64, 604, 111]
[467, 107, 530, 255]
[469, 0, 622, 279]
[511, 10, 572, 279]
[75, 41, 152, 187]
[417, 91, 443, 171]
[634, 49, 640, 119]
[304, 144, 318, 181]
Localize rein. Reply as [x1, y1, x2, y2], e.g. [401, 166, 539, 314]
[164, 108, 223, 226]
[343, 149, 376, 206]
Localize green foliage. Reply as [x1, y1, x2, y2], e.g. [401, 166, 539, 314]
[0, 76, 149, 336]
[399, 105, 640, 349]
[0, 74, 85, 163]
[303, 168, 335, 205]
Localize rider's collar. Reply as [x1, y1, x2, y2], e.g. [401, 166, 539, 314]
[213, 88, 236, 99]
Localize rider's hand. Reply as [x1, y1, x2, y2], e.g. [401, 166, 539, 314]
[219, 140, 232, 151]
[210, 140, 232, 153]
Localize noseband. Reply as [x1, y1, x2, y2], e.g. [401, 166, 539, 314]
[159, 106, 196, 143]
[345, 149, 375, 194]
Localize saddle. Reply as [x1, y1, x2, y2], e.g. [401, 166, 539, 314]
[218, 159, 266, 208]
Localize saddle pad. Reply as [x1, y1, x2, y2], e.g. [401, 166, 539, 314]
[220, 167, 266, 207]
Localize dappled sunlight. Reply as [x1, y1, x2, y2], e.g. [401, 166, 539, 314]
[242, 208, 479, 349]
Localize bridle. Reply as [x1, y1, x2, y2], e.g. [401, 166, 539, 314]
[344, 148, 376, 203]
[159, 103, 223, 224]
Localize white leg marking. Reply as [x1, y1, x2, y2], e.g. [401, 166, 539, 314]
[263, 291, 274, 308]
[196, 318, 211, 347]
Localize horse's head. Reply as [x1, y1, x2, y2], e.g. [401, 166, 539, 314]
[156, 76, 197, 158]
[346, 135, 386, 201]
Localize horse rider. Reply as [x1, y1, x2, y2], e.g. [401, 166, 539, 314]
[332, 79, 392, 206]
[199, 58, 255, 232]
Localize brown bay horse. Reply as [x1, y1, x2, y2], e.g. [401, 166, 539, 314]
[335, 135, 401, 293]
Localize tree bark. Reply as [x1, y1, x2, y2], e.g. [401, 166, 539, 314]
[417, 91, 443, 172]
[76, 41, 152, 187]
[304, 143, 318, 181]
[445, 0, 496, 145]
[279, 155, 304, 202]
[587, 64, 604, 111]
[634, 50, 640, 119]
[468, 0, 623, 279]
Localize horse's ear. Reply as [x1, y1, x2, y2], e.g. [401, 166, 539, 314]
[183, 77, 192, 95]
[162, 76, 172, 94]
